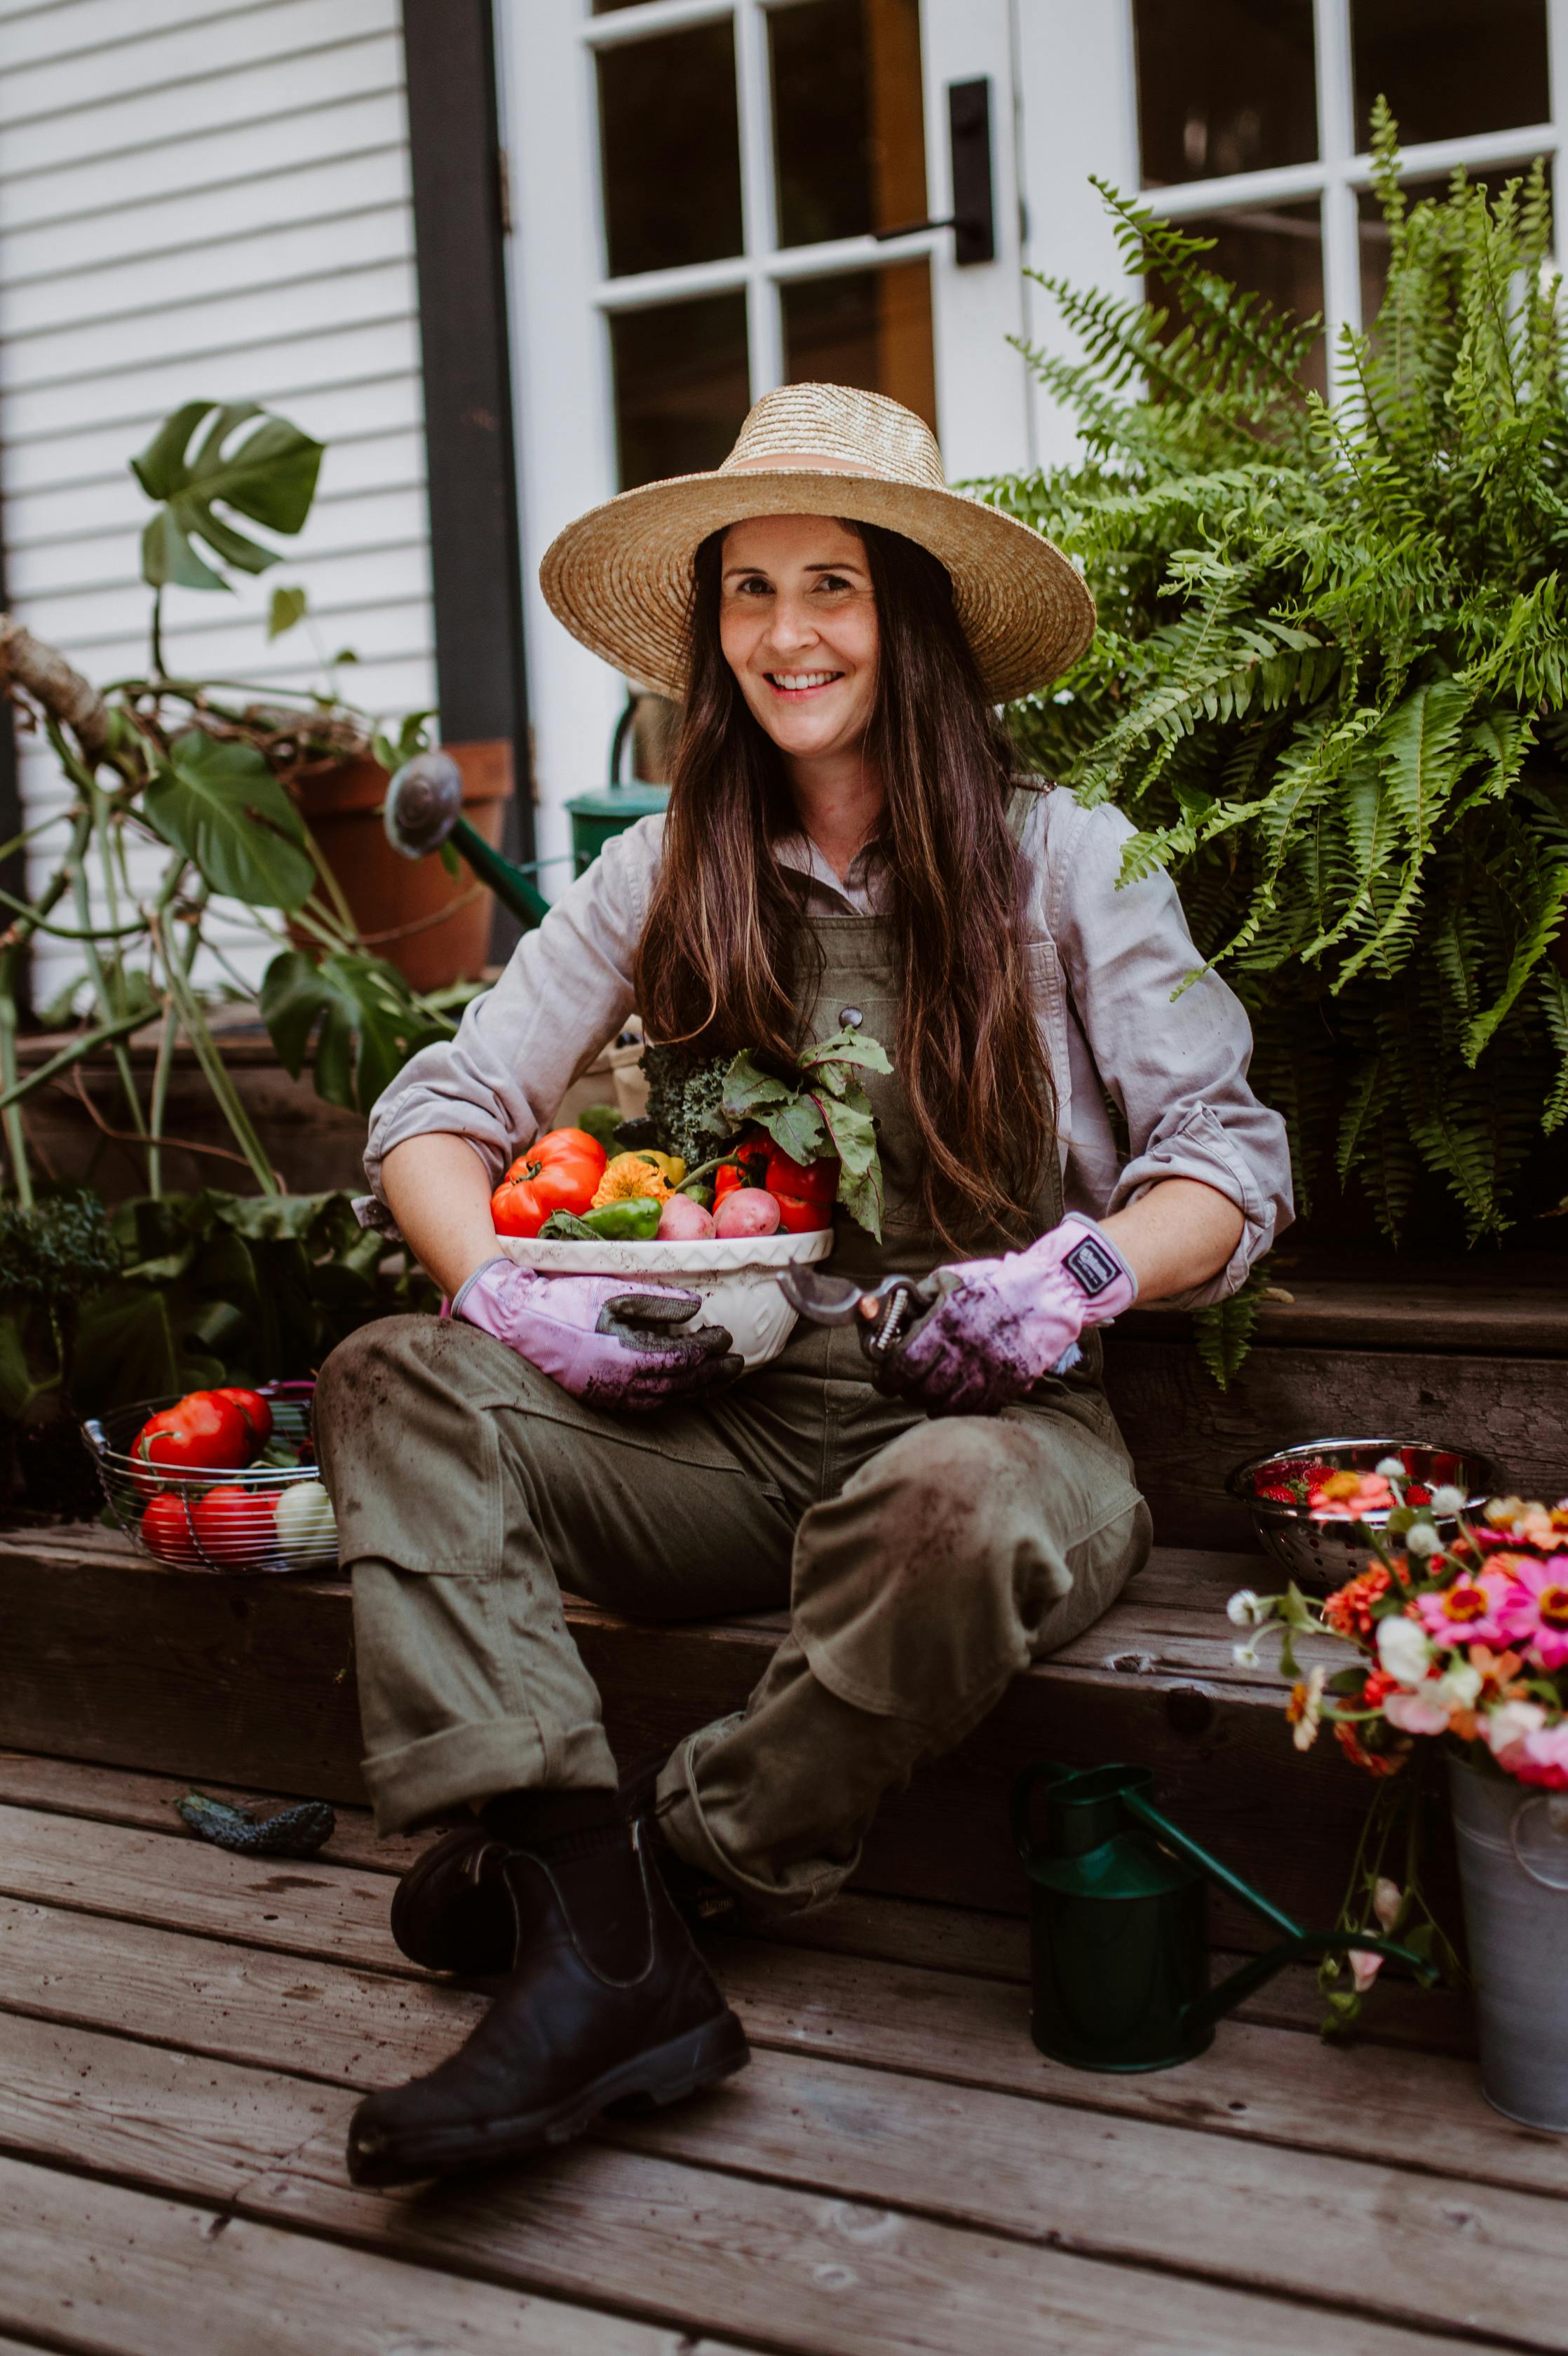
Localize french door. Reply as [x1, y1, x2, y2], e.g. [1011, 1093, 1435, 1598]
[496, 0, 1034, 868]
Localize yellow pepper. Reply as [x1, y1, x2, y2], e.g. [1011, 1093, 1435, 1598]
[592, 1151, 676, 1209]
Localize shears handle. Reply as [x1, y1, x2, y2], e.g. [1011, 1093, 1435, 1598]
[856, 1278, 920, 1364]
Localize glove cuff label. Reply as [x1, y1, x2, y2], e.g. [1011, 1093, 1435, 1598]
[1064, 1232, 1125, 1300]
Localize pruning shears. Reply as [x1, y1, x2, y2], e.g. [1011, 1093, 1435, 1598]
[778, 1266, 924, 1362]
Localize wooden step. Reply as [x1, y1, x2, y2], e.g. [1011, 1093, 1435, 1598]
[1105, 1254, 1568, 1548]
[0, 1522, 1393, 1941]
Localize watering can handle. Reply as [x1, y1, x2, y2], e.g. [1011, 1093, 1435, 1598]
[1011, 1760, 1074, 1867]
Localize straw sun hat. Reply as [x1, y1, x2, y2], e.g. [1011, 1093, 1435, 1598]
[540, 381, 1095, 705]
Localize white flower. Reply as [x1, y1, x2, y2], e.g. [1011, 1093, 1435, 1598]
[1377, 1615, 1433, 1686]
[1405, 1522, 1440, 1558]
[1482, 1700, 1548, 1756]
[1376, 1456, 1407, 1482]
[1227, 1588, 1264, 1627]
[1231, 1639, 1261, 1669]
[1431, 1484, 1468, 1517]
[1433, 1662, 1482, 1713]
[1372, 1877, 1402, 1932]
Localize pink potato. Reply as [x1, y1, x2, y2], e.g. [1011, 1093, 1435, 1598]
[657, 1193, 717, 1241]
[713, 1187, 782, 1239]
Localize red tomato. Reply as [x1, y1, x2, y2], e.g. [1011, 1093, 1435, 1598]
[140, 1491, 198, 1564]
[191, 1485, 279, 1567]
[130, 1390, 252, 1498]
[214, 1386, 273, 1449]
[491, 1128, 607, 1238]
[529, 1127, 610, 1173]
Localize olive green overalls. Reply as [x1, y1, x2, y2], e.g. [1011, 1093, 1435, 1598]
[316, 867, 1152, 1914]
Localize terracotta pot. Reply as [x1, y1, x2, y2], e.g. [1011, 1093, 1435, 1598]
[294, 739, 514, 990]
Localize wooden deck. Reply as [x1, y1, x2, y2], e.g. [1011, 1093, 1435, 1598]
[1, 1746, 1563, 2356]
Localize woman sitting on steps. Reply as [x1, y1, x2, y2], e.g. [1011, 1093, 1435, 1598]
[314, 381, 1293, 2189]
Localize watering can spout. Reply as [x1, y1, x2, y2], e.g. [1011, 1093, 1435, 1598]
[384, 752, 552, 930]
[1013, 1759, 1437, 2073]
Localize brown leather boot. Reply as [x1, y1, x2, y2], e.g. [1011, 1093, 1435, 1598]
[387, 1759, 736, 1976]
[348, 1809, 748, 2186]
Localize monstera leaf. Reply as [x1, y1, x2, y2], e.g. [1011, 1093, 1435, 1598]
[133, 400, 323, 593]
[260, 949, 452, 1116]
[142, 730, 316, 910]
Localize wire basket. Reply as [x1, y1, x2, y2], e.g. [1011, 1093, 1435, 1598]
[83, 1381, 339, 1576]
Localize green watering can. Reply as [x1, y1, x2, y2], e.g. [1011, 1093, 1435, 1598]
[1012, 1760, 1436, 2073]
[383, 700, 668, 930]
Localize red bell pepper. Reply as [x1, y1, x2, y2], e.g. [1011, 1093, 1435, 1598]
[763, 1142, 838, 1233]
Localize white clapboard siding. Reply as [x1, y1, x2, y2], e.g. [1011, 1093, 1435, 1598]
[0, 0, 437, 1005]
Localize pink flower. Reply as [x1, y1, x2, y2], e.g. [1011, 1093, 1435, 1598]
[1494, 1719, 1568, 1790]
[1415, 1571, 1512, 1648]
[1384, 1685, 1453, 1736]
[1497, 1556, 1568, 1671]
[1312, 1470, 1395, 1522]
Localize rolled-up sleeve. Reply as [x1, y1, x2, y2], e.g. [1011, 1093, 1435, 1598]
[358, 815, 660, 1228]
[1048, 794, 1294, 1304]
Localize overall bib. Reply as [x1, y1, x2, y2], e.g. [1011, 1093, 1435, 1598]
[317, 867, 1152, 1912]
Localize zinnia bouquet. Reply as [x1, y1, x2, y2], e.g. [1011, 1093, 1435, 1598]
[1232, 1461, 1568, 2027]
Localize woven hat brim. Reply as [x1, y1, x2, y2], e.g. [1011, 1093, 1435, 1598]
[539, 468, 1095, 706]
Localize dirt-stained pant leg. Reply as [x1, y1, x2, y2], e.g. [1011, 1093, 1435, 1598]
[656, 1406, 1152, 1913]
[313, 1314, 795, 1834]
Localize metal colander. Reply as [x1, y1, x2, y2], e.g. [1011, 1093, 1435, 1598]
[83, 1381, 338, 1576]
[1226, 1436, 1499, 1589]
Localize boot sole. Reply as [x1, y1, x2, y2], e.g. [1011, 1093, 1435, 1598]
[346, 2010, 750, 2188]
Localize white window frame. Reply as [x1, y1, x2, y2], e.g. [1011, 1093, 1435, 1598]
[1133, 0, 1568, 388]
[497, 0, 1033, 867]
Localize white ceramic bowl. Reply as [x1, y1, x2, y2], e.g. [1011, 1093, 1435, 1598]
[496, 1225, 834, 1370]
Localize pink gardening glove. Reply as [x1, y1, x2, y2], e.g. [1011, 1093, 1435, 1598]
[873, 1215, 1137, 1417]
[447, 1258, 741, 1414]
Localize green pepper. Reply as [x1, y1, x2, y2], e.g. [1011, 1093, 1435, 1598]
[576, 1102, 622, 1154]
[540, 1198, 663, 1242]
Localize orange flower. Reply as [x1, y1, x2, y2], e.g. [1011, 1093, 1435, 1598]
[1335, 1721, 1407, 1777]
[1323, 1562, 1392, 1640]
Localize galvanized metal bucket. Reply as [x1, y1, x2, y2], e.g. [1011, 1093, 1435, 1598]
[1449, 1754, 1568, 2132]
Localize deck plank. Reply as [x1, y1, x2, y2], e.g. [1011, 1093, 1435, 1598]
[0, 2015, 1505, 2356]
[0, 1530, 1389, 1934]
[0, 1876, 1553, 2199]
[0, 1765, 1476, 2054]
[0, 2150, 712, 2356]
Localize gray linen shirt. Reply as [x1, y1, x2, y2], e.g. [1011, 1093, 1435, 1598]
[362, 786, 1293, 1307]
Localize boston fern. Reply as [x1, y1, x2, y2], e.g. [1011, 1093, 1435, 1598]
[985, 106, 1568, 1261]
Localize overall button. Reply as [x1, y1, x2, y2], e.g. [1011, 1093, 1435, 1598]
[837, 1005, 864, 1029]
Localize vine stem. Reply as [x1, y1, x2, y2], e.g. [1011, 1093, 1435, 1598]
[0, 799, 95, 1205]
[151, 912, 282, 1194]
[0, 1003, 151, 1118]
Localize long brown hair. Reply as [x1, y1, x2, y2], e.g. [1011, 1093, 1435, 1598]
[634, 519, 1053, 1245]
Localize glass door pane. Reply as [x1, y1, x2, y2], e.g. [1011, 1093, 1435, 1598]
[782, 261, 936, 430]
[597, 20, 744, 274]
[1152, 198, 1326, 394]
[771, 0, 926, 246]
[1351, 0, 1550, 147]
[1134, 0, 1317, 185]
[610, 291, 751, 488]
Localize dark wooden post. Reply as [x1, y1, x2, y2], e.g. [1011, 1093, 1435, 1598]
[400, 0, 534, 961]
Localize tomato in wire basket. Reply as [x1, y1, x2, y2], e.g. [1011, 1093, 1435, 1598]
[140, 1491, 199, 1565]
[191, 1485, 279, 1566]
[130, 1391, 251, 1498]
[213, 1387, 273, 1449]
